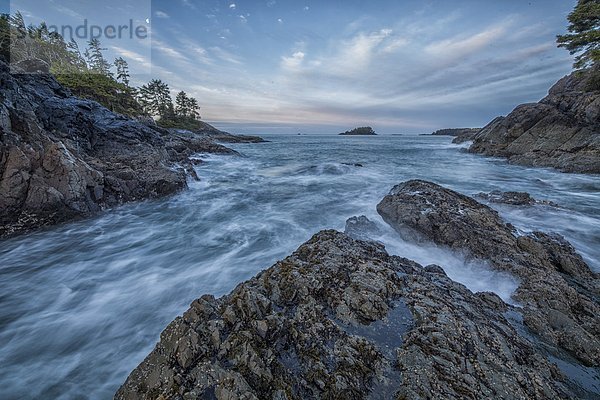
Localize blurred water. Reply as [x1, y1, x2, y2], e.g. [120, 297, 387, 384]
[0, 134, 598, 399]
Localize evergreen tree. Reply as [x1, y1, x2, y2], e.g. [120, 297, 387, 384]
[85, 38, 112, 75]
[114, 57, 131, 86]
[187, 97, 200, 119]
[557, 0, 600, 69]
[138, 79, 173, 118]
[175, 91, 190, 117]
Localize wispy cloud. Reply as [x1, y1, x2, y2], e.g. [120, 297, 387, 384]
[155, 11, 170, 19]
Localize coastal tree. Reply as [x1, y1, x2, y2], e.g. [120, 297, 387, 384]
[174, 91, 201, 119]
[84, 38, 112, 75]
[175, 91, 190, 117]
[138, 79, 173, 118]
[114, 57, 131, 86]
[557, 0, 600, 69]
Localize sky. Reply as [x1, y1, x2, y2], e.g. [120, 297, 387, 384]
[7, 0, 577, 134]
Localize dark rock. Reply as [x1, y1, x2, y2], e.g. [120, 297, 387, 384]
[169, 124, 266, 143]
[475, 190, 558, 207]
[431, 128, 480, 138]
[469, 68, 600, 174]
[344, 215, 381, 241]
[116, 231, 573, 400]
[0, 60, 246, 238]
[377, 180, 600, 366]
[11, 59, 51, 74]
[339, 127, 377, 136]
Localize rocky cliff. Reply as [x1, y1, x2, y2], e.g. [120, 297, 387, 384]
[469, 68, 600, 174]
[116, 181, 599, 400]
[0, 61, 257, 238]
[431, 128, 480, 137]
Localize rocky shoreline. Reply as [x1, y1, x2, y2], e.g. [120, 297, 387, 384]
[116, 181, 599, 399]
[0, 61, 262, 238]
[468, 67, 600, 174]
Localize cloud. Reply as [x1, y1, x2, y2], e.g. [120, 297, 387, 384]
[182, 0, 196, 9]
[281, 51, 305, 70]
[229, 3, 236, 9]
[277, 18, 283, 24]
[424, 20, 512, 62]
[210, 46, 243, 64]
[155, 11, 170, 19]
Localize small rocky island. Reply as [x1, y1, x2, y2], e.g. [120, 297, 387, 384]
[339, 127, 377, 136]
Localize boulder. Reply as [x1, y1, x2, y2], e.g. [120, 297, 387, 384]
[344, 215, 381, 241]
[377, 180, 600, 366]
[116, 231, 573, 400]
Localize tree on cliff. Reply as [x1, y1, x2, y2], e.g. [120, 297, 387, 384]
[114, 57, 131, 87]
[175, 91, 201, 119]
[557, 0, 600, 69]
[84, 38, 112, 75]
[138, 79, 173, 118]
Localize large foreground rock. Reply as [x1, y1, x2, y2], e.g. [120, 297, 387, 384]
[0, 61, 254, 238]
[469, 68, 600, 174]
[116, 231, 575, 400]
[377, 180, 600, 366]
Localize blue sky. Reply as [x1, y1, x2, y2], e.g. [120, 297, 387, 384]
[8, 0, 576, 134]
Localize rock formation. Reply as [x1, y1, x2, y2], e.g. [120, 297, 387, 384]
[116, 231, 574, 400]
[0, 61, 260, 238]
[469, 68, 600, 174]
[339, 127, 377, 136]
[116, 181, 600, 399]
[475, 190, 558, 207]
[431, 128, 480, 137]
[377, 180, 600, 367]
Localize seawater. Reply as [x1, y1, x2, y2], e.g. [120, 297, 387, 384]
[1, 134, 598, 399]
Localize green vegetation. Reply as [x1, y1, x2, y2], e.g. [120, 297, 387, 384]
[0, 11, 203, 127]
[557, 0, 600, 69]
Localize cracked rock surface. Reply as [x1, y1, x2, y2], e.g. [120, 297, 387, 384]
[116, 230, 575, 400]
[377, 180, 600, 367]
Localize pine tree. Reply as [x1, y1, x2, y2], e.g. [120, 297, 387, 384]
[138, 79, 173, 118]
[186, 97, 200, 119]
[114, 57, 130, 86]
[85, 38, 112, 75]
[175, 91, 190, 117]
[557, 0, 600, 69]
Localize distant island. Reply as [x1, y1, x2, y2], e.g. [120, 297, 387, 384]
[339, 127, 377, 136]
[431, 128, 481, 136]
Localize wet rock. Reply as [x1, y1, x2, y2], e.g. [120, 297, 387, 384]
[116, 231, 573, 400]
[377, 180, 600, 366]
[0, 60, 256, 238]
[469, 67, 600, 174]
[344, 215, 381, 241]
[475, 190, 558, 207]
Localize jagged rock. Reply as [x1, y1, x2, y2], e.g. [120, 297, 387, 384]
[344, 215, 381, 241]
[469, 68, 600, 174]
[377, 180, 600, 366]
[116, 231, 574, 400]
[169, 125, 266, 143]
[475, 190, 558, 207]
[0, 60, 260, 238]
[432, 128, 480, 137]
